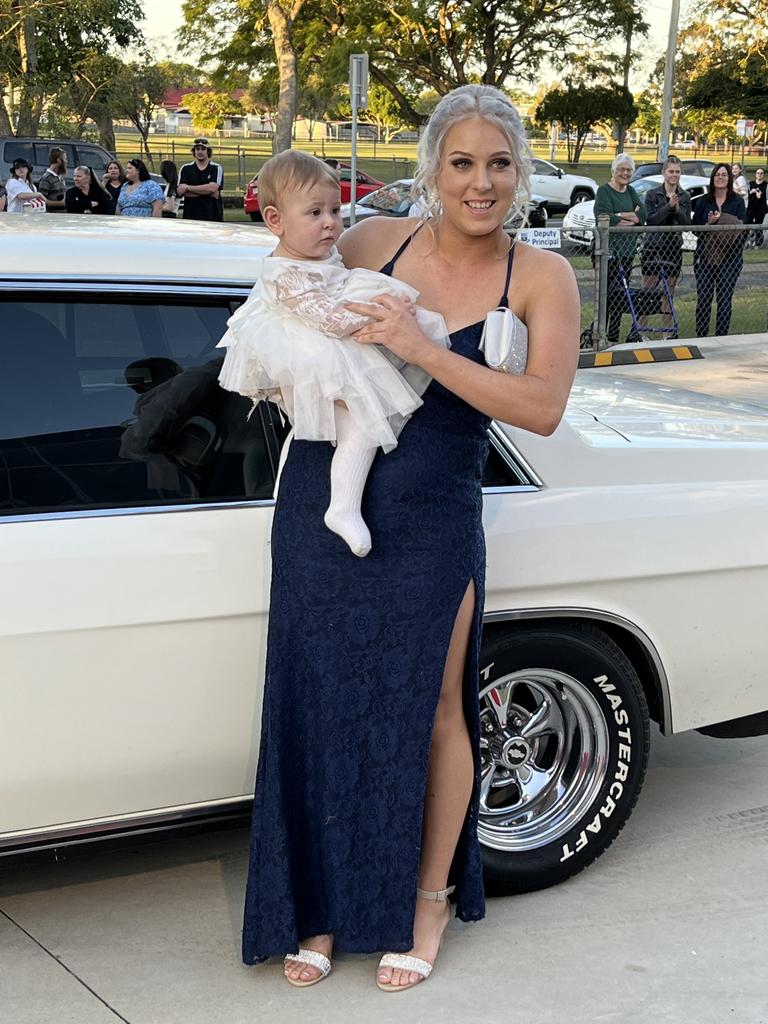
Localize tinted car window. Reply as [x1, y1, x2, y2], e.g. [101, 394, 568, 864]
[533, 159, 558, 176]
[482, 441, 526, 487]
[76, 145, 110, 174]
[632, 162, 662, 180]
[0, 296, 279, 516]
[4, 141, 34, 164]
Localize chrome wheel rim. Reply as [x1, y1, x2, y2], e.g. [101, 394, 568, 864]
[478, 669, 610, 852]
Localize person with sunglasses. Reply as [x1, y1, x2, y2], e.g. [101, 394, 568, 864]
[177, 138, 224, 222]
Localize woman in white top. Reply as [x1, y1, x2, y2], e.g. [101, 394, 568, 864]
[5, 158, 46, 214]
[732, 162, 749, 207]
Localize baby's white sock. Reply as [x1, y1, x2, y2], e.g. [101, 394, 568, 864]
[324, 404, 377, 557]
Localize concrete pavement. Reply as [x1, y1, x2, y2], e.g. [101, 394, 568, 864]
[2, 726, 768, 1024]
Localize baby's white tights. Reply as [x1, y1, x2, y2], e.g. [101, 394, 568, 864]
[324, 403, 377, 557]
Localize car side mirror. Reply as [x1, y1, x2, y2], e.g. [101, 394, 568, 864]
[557, 168, 563, 178]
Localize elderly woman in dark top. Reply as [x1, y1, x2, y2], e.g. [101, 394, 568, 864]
[640, 155, 691, 337]
[66, 166, 113, 215]
[692, 162, 747, 337]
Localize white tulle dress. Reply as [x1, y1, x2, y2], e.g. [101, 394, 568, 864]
[216, 248, 449, 452]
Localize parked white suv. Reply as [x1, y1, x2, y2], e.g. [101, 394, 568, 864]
[529, 157, 598, 211]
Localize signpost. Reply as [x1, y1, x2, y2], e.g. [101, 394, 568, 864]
[348, 53, 369, 226]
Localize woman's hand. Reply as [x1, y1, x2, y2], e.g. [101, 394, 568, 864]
[618, 210, 640, 226]
[707, 210, 720, 224]
[345, 294, 430, 364]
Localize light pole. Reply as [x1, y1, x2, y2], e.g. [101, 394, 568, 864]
[658, 0, 681, 160]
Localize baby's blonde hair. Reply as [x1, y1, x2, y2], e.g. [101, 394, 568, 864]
[257, 150, 340, 210]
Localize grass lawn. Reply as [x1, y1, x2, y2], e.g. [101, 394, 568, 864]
[115, 131, 766, 196]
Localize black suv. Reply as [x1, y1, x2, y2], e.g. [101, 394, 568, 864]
[0, 137, 115, 185]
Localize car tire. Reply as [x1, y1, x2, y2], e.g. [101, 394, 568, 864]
[249, 211, 263, 222]
[569, 188, 593, 206]
[477, 621, 650, 895]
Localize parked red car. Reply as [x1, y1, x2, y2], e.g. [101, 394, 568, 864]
[243, 162, 385, 221]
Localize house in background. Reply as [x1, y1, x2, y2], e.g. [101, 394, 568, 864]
[153, 87, 274, 135]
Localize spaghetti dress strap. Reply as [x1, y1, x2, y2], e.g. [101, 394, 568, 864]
[379, 225, 425, 276]
[497, 243, 516, 308]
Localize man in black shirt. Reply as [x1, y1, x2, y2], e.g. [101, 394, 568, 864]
[178, 138, 224, 221]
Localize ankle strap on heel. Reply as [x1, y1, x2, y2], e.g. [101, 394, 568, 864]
[417, 885, 455, 902]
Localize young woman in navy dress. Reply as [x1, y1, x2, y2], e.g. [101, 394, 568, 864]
[243, 84, 580, 992]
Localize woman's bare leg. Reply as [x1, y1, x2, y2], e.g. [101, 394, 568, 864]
[378, 581, 476, 988]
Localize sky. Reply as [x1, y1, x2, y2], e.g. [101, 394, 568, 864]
[140, 0, 683, 90]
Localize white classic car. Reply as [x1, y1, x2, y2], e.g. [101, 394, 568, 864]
[2, 218, 767, 898]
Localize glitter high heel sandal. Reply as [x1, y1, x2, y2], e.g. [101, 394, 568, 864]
[376, 885, 455, 993]
[283, 947, 332, 988]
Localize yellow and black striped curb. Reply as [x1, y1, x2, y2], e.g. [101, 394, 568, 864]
[578, 345, 703, 368]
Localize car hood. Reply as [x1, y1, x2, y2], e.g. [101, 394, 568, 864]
[570, 372, 768, 445]
[562, 202, 595, 227]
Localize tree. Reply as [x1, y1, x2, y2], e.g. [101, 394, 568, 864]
[112, 60, 172, 168]
[361, 83, 405, 142]
[59, 50, 125, 148]
[633, 90, 661, 143]
[180, 0, 306, 152]
[0, 0, 140, 136]
[296, 74, 342, 140]
[179, 0, 650, 134]
[612, 0, 648, 151]
[669, 8, 768, 146]
[536, 81, 637, 164]
[184, 90, 243, 134]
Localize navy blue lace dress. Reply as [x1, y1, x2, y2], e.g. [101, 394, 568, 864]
[242, 236, 515, 964]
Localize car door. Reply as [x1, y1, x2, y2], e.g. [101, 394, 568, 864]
[530, 158, 569, 205]
[0, 286, 280, 842]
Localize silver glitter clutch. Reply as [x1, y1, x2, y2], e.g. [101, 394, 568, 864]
[479, 307, 528, 375]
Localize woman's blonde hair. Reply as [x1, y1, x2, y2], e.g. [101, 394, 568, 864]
[257, 150, 340, 210]
[411, 84, 533, 226]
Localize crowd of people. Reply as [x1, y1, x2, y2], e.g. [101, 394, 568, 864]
[0, 138, 225, 222]
[595, 153, 767, 341]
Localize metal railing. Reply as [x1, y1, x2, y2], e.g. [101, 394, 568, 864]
[572, 219, 768, 350]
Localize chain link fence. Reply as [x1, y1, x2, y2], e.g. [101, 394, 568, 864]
[573, 220, 768, 350]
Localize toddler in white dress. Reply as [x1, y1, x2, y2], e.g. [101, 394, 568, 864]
[217, 150, 449, 556]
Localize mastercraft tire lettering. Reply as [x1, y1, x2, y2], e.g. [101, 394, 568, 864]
[477, 622, 650, 895]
